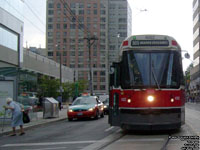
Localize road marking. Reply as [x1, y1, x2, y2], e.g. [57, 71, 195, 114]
[1, 141, 97, 147]
[105, 126, 114, 132]
[118, 138, 165, 142]
[24, 147, 67, 150]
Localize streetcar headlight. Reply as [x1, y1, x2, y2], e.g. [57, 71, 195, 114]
[171, 98, 174, 103]
[127, 99, 131, 103]
[69, 109, 73, 112]
[147, 96, 154, 102]
[88, 108, 94, 111]
[104, 105, 107, 108]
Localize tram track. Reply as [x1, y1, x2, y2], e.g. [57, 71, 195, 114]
[97, 130, 126, 150]
[96, 130, 173, 150]
[160, 134, 171, 150]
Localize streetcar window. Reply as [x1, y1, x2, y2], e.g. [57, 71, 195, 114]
[121, 50, 184, 89]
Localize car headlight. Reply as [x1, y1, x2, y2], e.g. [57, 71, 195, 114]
[69, 109, 73, 112]
[88, 108, 94, 111]
[104, 105, 107, 108]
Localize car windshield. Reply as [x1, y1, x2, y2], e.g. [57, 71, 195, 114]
[72, 97, 97, 105]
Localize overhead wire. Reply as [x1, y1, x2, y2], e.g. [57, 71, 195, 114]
[24, 1, 46, 27]
[4, 0, 45, 34]
[59, 0, 92, 37]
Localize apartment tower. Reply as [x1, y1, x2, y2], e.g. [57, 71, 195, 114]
[46, 0, 132, 94]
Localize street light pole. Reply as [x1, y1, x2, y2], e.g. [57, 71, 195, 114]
[84, 36, 98, 96]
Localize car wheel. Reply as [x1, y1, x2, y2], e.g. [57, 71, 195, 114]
[68, 118, 73, 121]
[95, 110, 99, 120]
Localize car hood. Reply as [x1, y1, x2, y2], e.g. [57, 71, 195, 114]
[69, 104, 96, 110]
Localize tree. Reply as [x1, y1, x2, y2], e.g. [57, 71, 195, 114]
[38, 76, 60, 98]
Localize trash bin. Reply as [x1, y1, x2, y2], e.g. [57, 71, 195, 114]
[43, 97, 59, 119]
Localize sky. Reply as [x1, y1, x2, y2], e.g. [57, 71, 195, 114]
[22, 0, 193, 71]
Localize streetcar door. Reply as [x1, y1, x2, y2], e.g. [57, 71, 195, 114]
[109, 63, 120, 126]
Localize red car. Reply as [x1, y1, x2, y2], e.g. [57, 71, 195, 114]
[67, 96, 104, 121]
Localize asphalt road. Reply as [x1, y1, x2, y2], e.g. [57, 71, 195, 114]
[0, 104, 199, 150]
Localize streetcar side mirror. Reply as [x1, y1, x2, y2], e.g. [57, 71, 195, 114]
[110, 62, 120, 88]
[184, 53, 190, 59]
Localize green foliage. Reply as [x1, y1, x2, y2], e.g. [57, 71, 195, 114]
[38, 76, 60, 98]
[0, 111, 5, 117]
[62, 80, 88, 101]
[38, 75, 88, 101]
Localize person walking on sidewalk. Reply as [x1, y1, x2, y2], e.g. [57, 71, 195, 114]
[3, 97, 25, 136]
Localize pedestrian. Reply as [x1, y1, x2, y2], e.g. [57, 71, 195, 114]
[56, 95, 62, 110]
[3, 97, 25, 136]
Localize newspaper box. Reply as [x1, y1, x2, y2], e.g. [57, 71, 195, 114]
[43, 97, 59, 118]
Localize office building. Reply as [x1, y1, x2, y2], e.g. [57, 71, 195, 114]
[191, 0, 200, 96]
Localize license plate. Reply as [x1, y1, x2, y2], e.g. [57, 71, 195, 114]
[77, 112, 83, 116]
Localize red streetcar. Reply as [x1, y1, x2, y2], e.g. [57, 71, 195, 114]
[109, 35, 185, 130]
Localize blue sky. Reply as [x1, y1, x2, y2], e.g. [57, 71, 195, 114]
[23, 0, 193, 70]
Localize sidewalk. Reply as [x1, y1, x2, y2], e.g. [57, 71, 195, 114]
[0, 106, 68, 136]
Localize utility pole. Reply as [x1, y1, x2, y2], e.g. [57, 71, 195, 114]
[59, 52, 63, 100]
[84, 36, 98, 96]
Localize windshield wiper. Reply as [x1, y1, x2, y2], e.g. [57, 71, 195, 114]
[151, 61, 160, 90]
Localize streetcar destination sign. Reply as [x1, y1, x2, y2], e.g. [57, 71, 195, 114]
[131, 40, 169, 46]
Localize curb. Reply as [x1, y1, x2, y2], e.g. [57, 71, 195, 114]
[0, 117, 68, 136]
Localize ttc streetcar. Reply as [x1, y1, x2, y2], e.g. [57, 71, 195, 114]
[109, 35, 185, 130]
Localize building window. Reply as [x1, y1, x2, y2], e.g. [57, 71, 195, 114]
[57, 3, 61, 9]
[87, 10, 91, 15]
[63, 51, 67, 56]
[48, 10, 54, 15]
[0, 26, 18, 51]
[48, 18, 53, 22]
[100, 77, 105, 82]
[93, 85, 97, 90]
[79, 10, 84, 15]
[63, 24, 67, 29]
[56, 24, 60, 29]
[70, 24, 76, 29]
[100, 85, 105, 90]
[100, 24, 105, 29]
[100, 71, 105, 76]
[48, 52, 53, 56]
[79, 3, 84, 8]
[70, 51, 75, 56]
[87, 3, 91, 8]
[94, 9, 97, 15]
[63, 18, 67, 22]
[63, 38, 67, 43]
[70, 3, 76, 8]
[119, 18, 127, 23]
[93, 3, 97, 8]
[48, 3, 54, 8]
[100, 10, 106, 15]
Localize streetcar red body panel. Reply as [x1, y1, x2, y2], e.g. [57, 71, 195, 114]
[110, 89, 185, 108]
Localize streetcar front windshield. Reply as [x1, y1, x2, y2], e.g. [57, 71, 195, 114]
[121, 50, 184, 89]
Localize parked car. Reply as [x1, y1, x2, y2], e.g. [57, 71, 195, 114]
[103, 98, 109, 115]
[67, 96, 104, 121]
